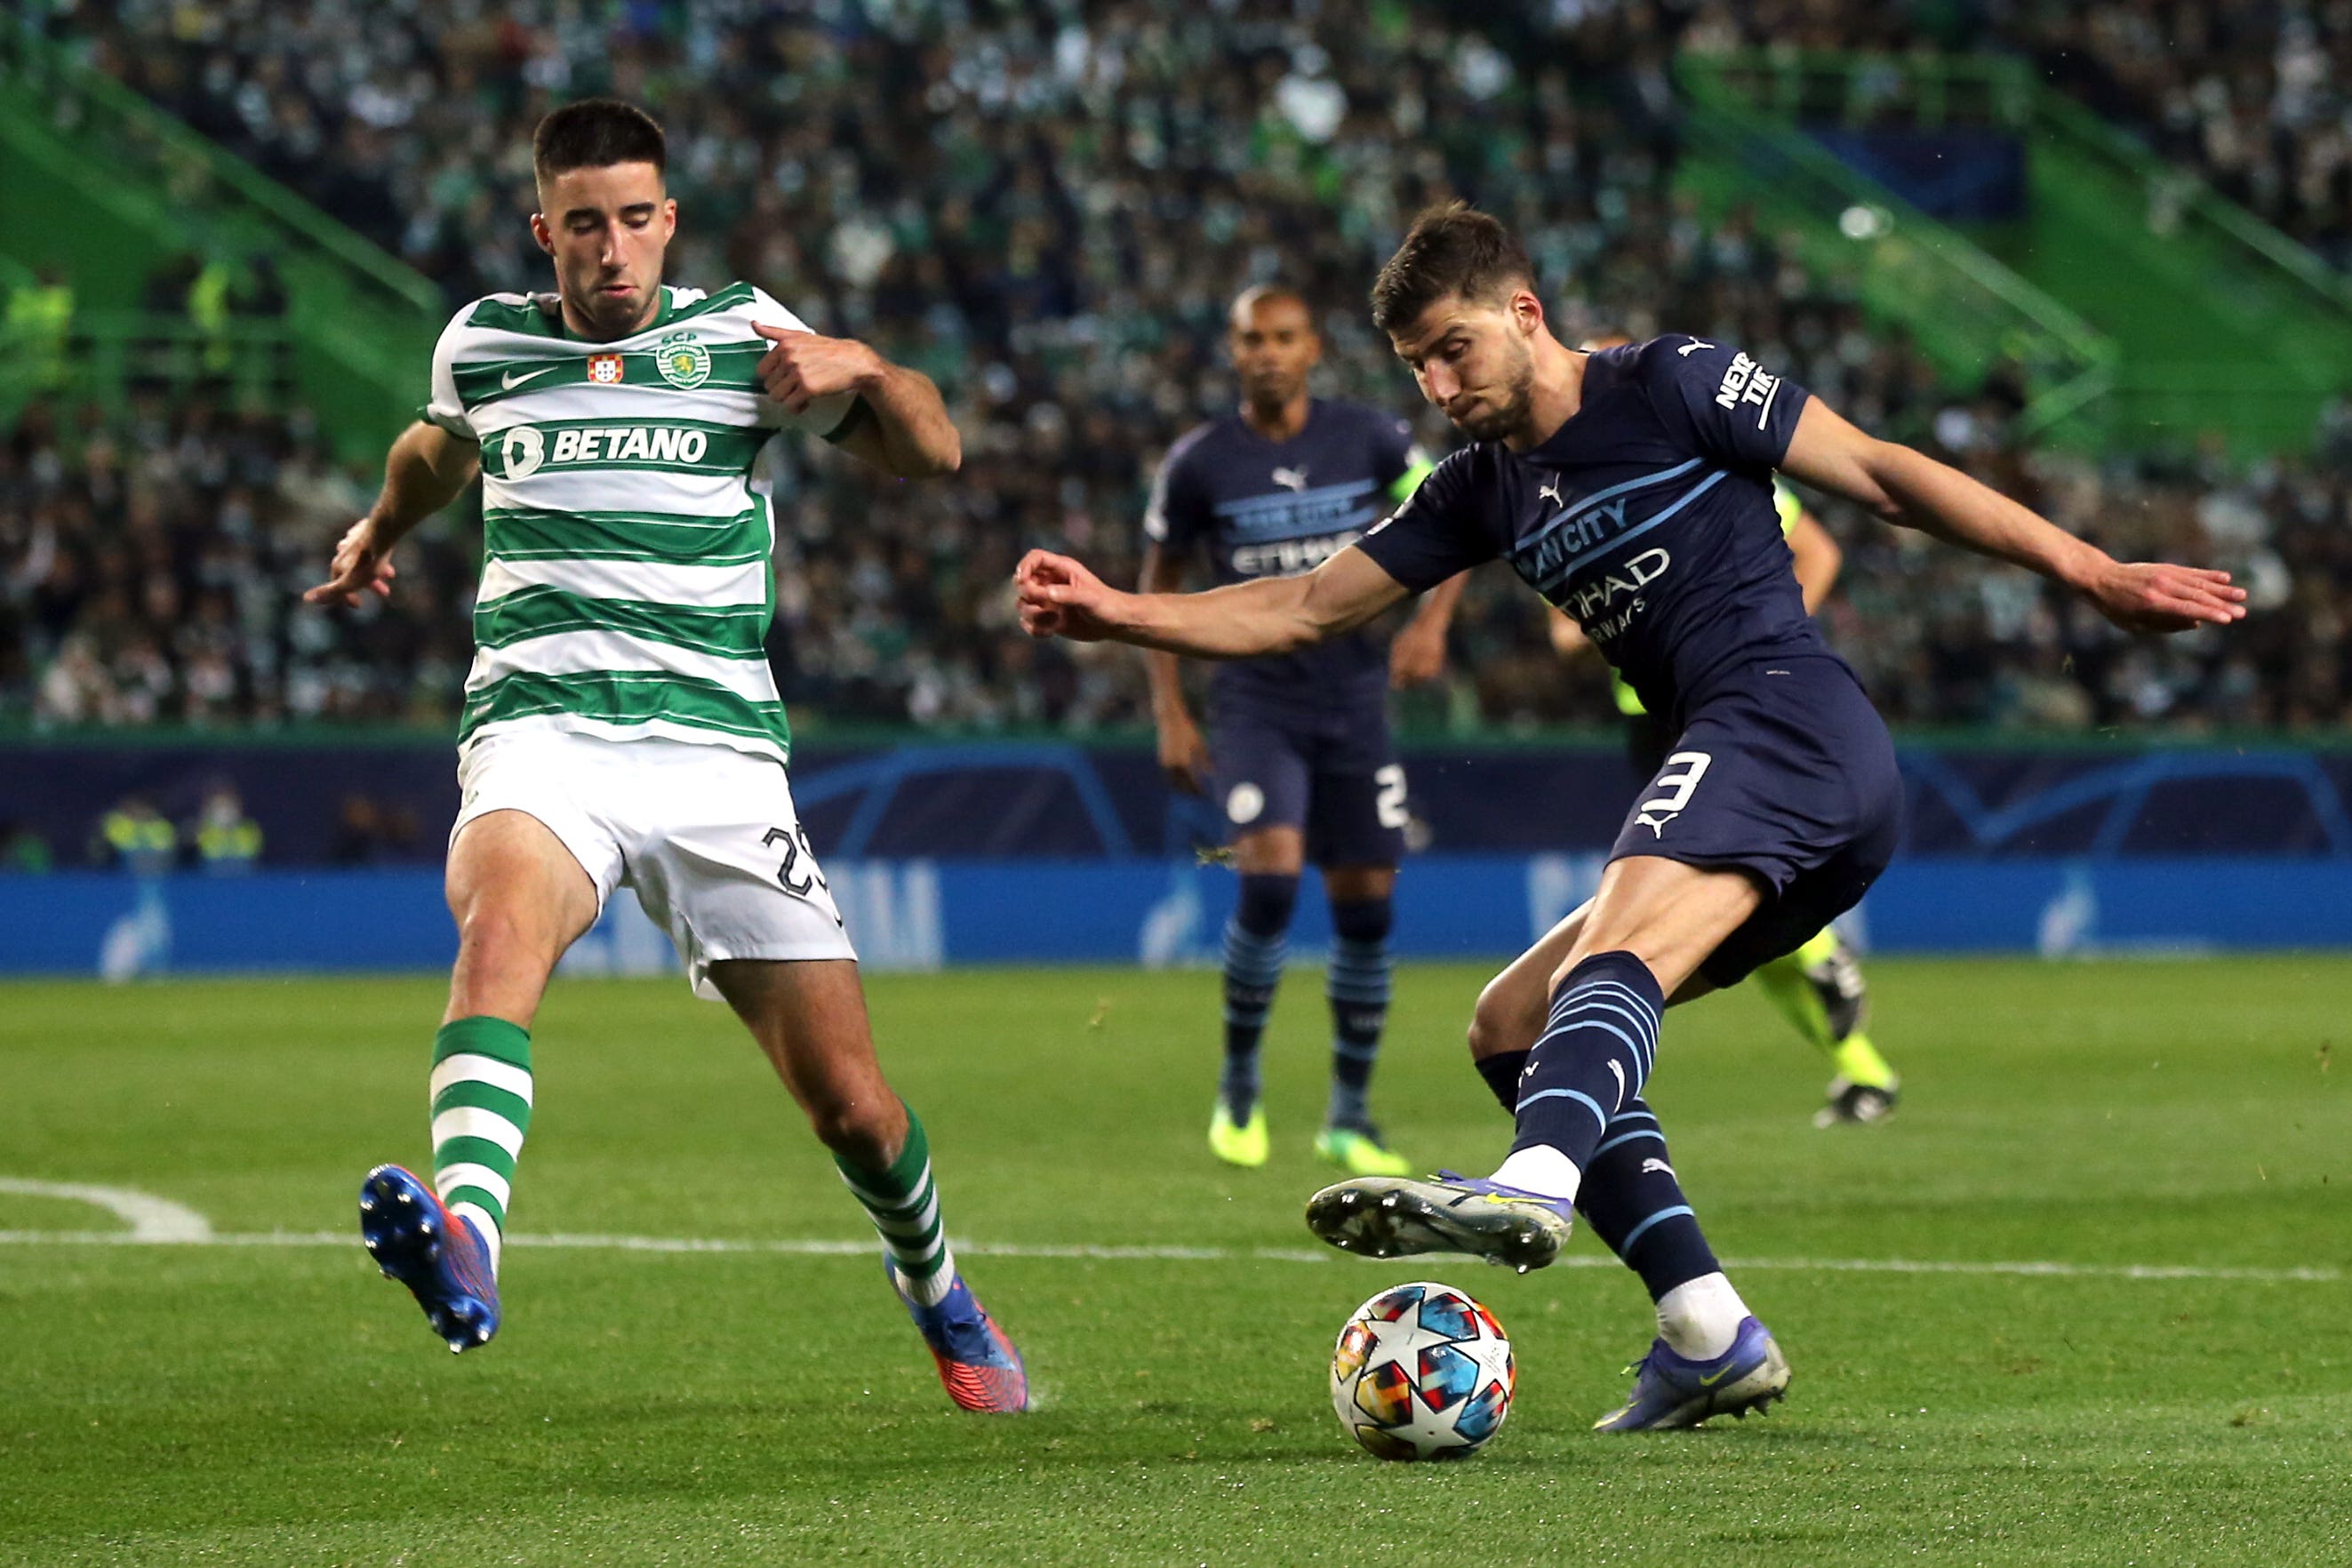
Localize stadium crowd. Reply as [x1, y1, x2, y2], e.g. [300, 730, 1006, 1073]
[0, 0, 2343, 738]
[1693, 0, 2352, 271]
[0, 396, 476, 727]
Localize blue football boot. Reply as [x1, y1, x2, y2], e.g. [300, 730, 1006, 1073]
[1592, 1316, 1791, 1430]
[886, 1262, 1028, 1413]
[359, 1164, 500, 1354]
[1304, 1170, 1574, 1273]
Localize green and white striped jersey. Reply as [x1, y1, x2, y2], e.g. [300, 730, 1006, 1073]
[420, 283, 863, 764]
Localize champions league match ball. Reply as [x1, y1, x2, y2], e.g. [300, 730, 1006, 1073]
[1329, 1281, 1515, 1460]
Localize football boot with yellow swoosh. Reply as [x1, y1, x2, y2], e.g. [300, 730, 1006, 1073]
[1303, 1170, 1573, 1272]
[1592, 1316, 1790, 1431]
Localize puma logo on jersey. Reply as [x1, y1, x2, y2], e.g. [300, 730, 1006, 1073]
[1538, 479, 1564, 509]
[500, 366, 558, 389]
[1640, 1157, 1676, 1178]
[1271, 466, 1309, 492]
[1676, 339, 1715, 356]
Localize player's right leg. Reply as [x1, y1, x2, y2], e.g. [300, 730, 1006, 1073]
[1205, 714, 1312, 1167]
[1308, 857, 1756, 1264]
[363, 804, 602, 1353]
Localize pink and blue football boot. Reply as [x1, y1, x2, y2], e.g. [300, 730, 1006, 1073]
[359, 1164, 500, 1354]
[886, 1263, 1028, 1413]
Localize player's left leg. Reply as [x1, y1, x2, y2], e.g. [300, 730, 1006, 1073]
[1752, 928, 1900, 1125]
[711, 958, 1027, 1415]
[1311, 864, 1790, 1424]
[1313, 863, 1411, 1177]
[628, 740, 1022, 1412]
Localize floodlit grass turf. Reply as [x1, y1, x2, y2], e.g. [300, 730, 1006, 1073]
[1, 957, 2347, 1566]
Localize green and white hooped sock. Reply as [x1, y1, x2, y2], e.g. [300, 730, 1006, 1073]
[428, 1016, 533, 1276]
[838, 1107, 956, 1308]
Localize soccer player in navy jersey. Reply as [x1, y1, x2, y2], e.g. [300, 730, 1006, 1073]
[1141, 285, 1460, 1178]
[1544, 330, 1905, 1129]
[1020, 203, 2244, 1428]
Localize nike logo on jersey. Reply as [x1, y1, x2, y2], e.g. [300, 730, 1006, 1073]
[500, 366, 559, 389]
[1271, 466, 1309, 492]
[1676, 340, 1715, 356]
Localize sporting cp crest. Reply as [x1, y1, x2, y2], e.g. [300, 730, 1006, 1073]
[588, 353, 624, 386]
[656, 332, 711, 389]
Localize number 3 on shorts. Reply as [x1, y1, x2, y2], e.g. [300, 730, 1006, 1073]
[1635, 750, 1711, 836]
[1374, 764, 1410, 830]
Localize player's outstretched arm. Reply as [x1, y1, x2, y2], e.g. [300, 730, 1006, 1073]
[1780, 398, 2246, 633]
[1017, 543, 1411, 658]
[752, 323, 959, 478]
[305, 420, 479, 608]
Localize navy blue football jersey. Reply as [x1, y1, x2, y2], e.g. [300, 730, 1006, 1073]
[1356, 336, 1836, 724]
[1146, 400, 1426, 713]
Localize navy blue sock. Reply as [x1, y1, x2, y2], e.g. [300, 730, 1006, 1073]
[1573, 1097, 1723, 1302]
[1324, 896, 1393, 1131]
[1474, 1050, 1529, 1116]
[1220, 873, 1298, 1120]
[1509, 951, 1664, 1167]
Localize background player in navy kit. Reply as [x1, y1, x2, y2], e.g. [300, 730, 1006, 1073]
[1017, 204, 2243, 1429]
[1141, 284, 1459, 1177]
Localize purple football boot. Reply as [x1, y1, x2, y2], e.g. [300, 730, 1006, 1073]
[1593, 1316, 1791, 1431]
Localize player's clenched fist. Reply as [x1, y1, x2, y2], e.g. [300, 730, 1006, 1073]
[1015, 549, 1124, 641]
[752, 321, 883, 416]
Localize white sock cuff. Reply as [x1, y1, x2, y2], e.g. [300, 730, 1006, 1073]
[892, 1252, 959, 1308]
[1488, 1145, 1582, 1204]
[1656, 1270, 1748, 1360]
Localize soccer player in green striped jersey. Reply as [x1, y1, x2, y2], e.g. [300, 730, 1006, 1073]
[308, 100, 1026, 1412]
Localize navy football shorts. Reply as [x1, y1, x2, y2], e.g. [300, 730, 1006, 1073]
[1211, 700, 1408, 868]
[1606, 655, 1902, 988]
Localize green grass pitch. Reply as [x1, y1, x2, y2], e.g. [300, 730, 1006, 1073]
[2, 957, 2348, 1565]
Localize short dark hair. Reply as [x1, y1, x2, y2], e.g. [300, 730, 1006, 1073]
[1370, 202, 1536, 333]
[1229, 283, 1316, 330]
[532, 100, 667, 184]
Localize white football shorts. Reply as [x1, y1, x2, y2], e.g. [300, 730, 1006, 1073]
[451, 729, 855, 997]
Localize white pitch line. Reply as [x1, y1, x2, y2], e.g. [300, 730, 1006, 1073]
[0, 1178, 212, 1242]
[0, 1227, 2334, 1284]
